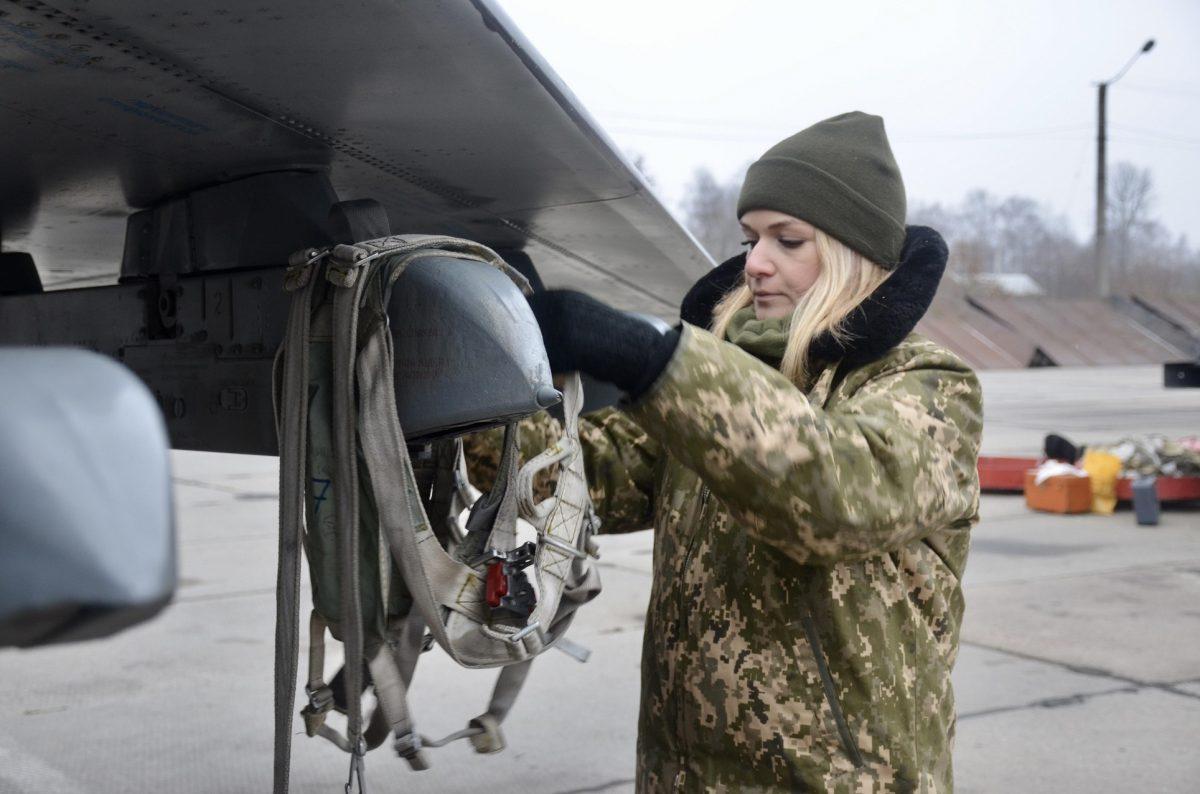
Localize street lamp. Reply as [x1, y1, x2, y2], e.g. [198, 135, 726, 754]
[1095, 38, 1155, 299]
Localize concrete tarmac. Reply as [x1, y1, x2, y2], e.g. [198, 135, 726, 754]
[1, 365, 1197, 792]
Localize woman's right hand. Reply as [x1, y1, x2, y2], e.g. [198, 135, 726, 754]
[528, 290, 679, 400]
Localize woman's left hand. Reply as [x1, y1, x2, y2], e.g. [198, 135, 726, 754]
[678, 252, 746, 329]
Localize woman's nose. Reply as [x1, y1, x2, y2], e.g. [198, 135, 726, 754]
[744, 243, 774, 279]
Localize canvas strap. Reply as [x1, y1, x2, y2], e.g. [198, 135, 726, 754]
[275, 235, 600, 781]
[272, 247, 325, 794]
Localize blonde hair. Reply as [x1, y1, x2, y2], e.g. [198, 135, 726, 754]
[710, 229, 893, 388]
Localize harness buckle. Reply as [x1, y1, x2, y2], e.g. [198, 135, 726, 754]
[299, 682, 336, 737]
[327, 243, 371, 288]
[284, 247, 327, 292]
[508, 621, 541, 644]
[478, 542, 538, 620]
[538, 532, 588, 560]
[393, 730, 424, 760]
[393, 731, 430, 771]
[305, 682, 335, 713]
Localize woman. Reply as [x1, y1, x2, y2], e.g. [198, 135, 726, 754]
[469, 111, 982, 792]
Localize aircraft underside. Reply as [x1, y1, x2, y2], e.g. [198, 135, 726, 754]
[0, 0, 713, 453]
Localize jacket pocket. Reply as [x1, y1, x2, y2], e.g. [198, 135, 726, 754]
[800, 607, 865, 768]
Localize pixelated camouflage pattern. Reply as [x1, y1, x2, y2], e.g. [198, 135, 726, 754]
[465, 325, 982, 793]
[462, 406, 662, 536]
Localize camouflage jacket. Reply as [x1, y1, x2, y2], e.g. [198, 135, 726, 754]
[466, 325, 982, 793]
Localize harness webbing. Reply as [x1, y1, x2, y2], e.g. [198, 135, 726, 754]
[332, 245, 369, 756]
[272, 249, 320, 794]
[273, 235, 600, 792]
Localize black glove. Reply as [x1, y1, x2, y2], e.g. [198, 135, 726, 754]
[678, 253, 746, 329]
[528, 290, 680, 399]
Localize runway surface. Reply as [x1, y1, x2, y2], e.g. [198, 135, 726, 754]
[1, 365, 1197, 792]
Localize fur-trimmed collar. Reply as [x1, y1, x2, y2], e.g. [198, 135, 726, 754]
[809, 225, 947, 368]
[678, 225, 948, 369]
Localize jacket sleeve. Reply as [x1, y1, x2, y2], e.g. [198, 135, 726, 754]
[461, 406, 662, 535]
[625, 324, 982, 565]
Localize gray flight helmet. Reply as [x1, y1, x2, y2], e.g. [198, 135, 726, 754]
[387, 255, 560, 442]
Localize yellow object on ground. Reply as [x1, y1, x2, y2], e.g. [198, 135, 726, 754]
[1081, 450, 1122, 514]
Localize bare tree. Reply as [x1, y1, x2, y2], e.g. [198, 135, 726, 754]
[912, 191, 1083, 295]
[679, 161, 1199, 298]
[626, 150, 657, 188]
[1108, 161, 1155, 290]
[679, 165, 747, 262]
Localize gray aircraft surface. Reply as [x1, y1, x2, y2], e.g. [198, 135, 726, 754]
[0, 0, 710, 645]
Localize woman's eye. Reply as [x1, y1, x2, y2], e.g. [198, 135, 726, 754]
[779, 239, 805, 249]
[740, 239, 757, 249]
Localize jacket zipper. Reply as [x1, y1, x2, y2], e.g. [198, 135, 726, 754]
[674, 484, 711, 790]
[800, 606, 865, 768]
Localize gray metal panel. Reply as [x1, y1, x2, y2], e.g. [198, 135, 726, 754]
[970, 296, 1187, 366]
[1112, 295, 1200, 360]
[0, 256, 560, 454]
[121, 171, 341, 277]
[1134, 294, 1200, 338]
[0, 348, 175, 646]
[0, 0, 710, 315]
[0, 269, 288, 454]
[915, 281, 1038, 370]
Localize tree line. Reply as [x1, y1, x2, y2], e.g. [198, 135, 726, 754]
[670, 160, 1199, 298]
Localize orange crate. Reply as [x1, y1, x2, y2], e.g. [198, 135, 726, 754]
[1024, 471, 1092, 514]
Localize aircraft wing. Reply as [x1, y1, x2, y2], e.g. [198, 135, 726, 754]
[0, 0, 710, 316]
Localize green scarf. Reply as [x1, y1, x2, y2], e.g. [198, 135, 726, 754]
[725, 306, 790, 365]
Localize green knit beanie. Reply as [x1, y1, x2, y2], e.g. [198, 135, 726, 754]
[736, 111, 907, 268]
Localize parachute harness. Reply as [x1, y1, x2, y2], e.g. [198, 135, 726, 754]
[273, 236, 601, 793]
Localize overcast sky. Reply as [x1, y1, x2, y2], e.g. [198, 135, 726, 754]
[500, 0, 1200, 246]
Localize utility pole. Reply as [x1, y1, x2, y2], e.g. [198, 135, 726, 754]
[1096, 82, 1108, 298]
[1095, 38, 1155, 299]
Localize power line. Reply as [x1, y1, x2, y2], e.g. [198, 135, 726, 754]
[896, 125, 1092, 142]
[605, 122, 1094, 145]
[606, 126, 782, 143]
[1109, 135, 1200, 152]
[601, 111, 1093, 142]
[1111, 124, 1200, 145]
[1123, 78, 1200, 93]
[1060, 139, 1093, 219]
[1121, 84, 1200, 100]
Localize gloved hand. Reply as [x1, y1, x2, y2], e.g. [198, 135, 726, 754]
[678, 252, 746, 329]
[528, 290, 680, 399]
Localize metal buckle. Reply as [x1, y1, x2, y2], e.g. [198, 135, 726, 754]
[539, 532, 588, 559]
[474, 542, 538, 620]
[345, 738, 367, 794]
[305, 682, 334, 713]
[393, 731, 423, 760]
[508, 621, 541, 644]
[284, 247, 327, 292]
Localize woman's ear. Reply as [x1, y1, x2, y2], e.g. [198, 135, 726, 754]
[679, 252, 746, 328]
